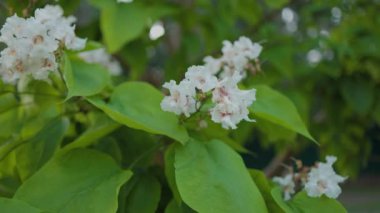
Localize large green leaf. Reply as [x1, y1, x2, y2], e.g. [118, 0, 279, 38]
[0, 92, 20, 140]
[0, 93, 18, 112]
[249, 169, 283, 212]
[87, 82, 188, 144]
[63, 54, 110, 99]
[165, 199, 196, 213]
[124, 174, 161, 213]
[0, 105, 61, 163]
[90, 1, 176, 53]
[14, 149, 132, 213]
[62, 112, 121, 151]
[0, 197, 42, 213]
[0, 105, 20, 140]
[174, 139, 268, 213]
[290, 191, 347, 213]
[271, 187, 293, 212]
[100, 3, 147, 53]
[271, 188, 347, 213]
[16, 117, 69, 181]
[250, 85, 316, 142]
[165, 144, 182, 204]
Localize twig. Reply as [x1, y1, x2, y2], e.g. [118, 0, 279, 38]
[264, 149, 292, 177]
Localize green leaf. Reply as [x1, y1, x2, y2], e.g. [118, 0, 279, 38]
[265, 0, 289, 9]
[124, 174, 161, 213]
[114, 128, 157, 168]
[0, 92, 21, 140]
[100, 3, 147, 53]
[190, 117, 253, 154]
[120, 40, 148, 80]
[289, 191, 347, 213]
[62, 112, 121, 151]
[235, 0, 262, 25]
[14, 149, 132, 213]
[145, 5, 177, 22]
[250, 85, 316, 142]
[174, 139, 268, 213]
[165, 199, 196, 213]
[87, 82, 188, 144]
[87, 0, 113, 8]
[271, 187, 294, 212]
[271, 188, 347, 213]
[0, 197, 42, 213]
[0, 99, 20, 140]
[63, 54, 110, 99]
[165, 199, 181, 213]
[0, 93, 18, 112]
[94, 137, 122, 164]
[249, 170, 283, 212]
[16, 117, 69, 181]
[263, 44, 294, 78]
[165, 144, 182, 204]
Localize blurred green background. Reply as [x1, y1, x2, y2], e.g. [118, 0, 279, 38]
[1, 0, 379, 211]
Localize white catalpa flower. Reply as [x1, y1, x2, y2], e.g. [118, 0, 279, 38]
[273, 174, 296, 201]
[219, 36, 262, 79]
[304, 156, 347, 199]
[185, 65, 218, 92]
[160, 80, 198, 117]
[161, 36, 260, 129]
[210, 76, 256, 129]
[79, 48, 122, 76]
[0, 5, 86, 84]
[203, 56, 222, 75]
[234, 36, 263, 59]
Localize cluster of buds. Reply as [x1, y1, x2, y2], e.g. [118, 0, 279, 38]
[273, 155, 347, 201]
[161, 36, 262, 129]
[0, 5, 86, 84]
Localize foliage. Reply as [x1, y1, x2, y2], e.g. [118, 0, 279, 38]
[0, 0, 377, 212]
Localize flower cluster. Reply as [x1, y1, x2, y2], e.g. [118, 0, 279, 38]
[0, 5, 86, 84]
[273, 174, 295, 201]
[161, 36, 262, 129]
[304, 156, 347, 198]
[78, 48, 122, 76]
[273, 155, 347, 201]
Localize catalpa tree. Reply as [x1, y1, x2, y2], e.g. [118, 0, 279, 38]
[0, 1, 367, 212]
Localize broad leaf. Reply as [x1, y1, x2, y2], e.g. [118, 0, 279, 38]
[124, 174, 161, 213]
[174, 139, 268, 213]
[290, 191, 347, 213]
[164, 144, 182, 204]
[16, 117, 69, 181]
[272, 188, 347, 213]
[250, 85, 316, 142]
[0, 105, 20, 140]
[90, 1, 176, 53]
[14, 149, 132, 213]
[0, 197, 42, 213]
[87, 82, 188, 144]
[165, 199, 196, 213]
[63, 54, 110, 99]
[249, 170, 283, 212]
[62, 112, 120, 151]
[100, 3, 147, 53]
[271, 187, 293, 212]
